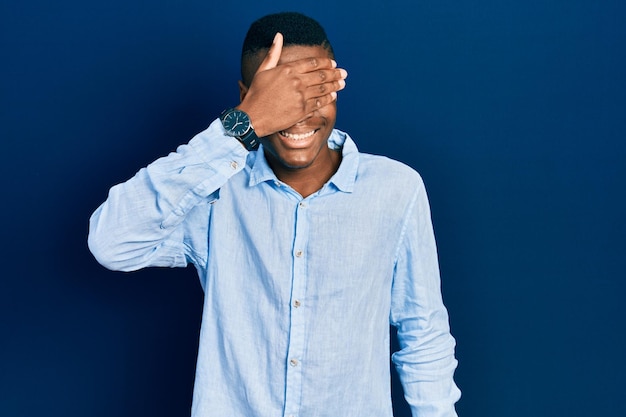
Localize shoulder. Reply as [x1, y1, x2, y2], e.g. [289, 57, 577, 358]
[333, 129, 425, 190]
[357, 152, 426, 193]
[359, 152, 422, 179]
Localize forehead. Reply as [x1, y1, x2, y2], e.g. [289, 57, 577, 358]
[277, 45, 332, 65]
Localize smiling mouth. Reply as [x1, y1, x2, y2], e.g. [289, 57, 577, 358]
[279, 129, 318, 141]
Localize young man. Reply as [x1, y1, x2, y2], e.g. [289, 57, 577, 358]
[88, 12, 461, 417]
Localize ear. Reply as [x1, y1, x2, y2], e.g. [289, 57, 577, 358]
[238, 80, 249, 103]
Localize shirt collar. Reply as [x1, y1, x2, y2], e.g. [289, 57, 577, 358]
[247, 129, 359, 193]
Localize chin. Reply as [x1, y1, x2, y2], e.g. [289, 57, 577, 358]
[262, 135, 328, 170]
[271, 153, 318, 170]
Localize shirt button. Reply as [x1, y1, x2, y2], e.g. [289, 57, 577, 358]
[299, 202, 306, 208]
[289, 359, 299, 367]
[295, 250, 303, 258]
[273, 180, 281, 187]
[293, 299, 301, 308]
[230, 161, 238, 169]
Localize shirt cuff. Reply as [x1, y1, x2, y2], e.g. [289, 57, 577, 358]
[189, 118, 250, 178]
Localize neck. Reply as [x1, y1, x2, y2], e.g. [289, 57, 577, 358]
[267, 149, 342, 198]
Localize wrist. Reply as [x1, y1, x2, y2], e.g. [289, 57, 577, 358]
[219, 108, 260, 151]
[236, 103, 270, 138]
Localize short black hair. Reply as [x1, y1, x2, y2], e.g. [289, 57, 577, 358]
[241, 12, 334, 85]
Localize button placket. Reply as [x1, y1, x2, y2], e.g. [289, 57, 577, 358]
[284, 199, 309, 417]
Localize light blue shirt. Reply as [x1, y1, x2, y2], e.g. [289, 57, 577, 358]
[88, 119, 461, 417]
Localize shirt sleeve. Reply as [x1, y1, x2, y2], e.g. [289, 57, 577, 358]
[390, 180, 461, 417]
[88, 118, 248, 272]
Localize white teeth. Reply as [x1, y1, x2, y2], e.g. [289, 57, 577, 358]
[280, 130, 316, 140]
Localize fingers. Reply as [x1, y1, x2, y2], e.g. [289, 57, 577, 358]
[289, 55, 337, 74]
[256, 33, 284, 73]
[301, 69, 347, 101]
[302, 90, 340, 115]
[305, 68, 348, 84]
[303, 79, 346, 103]
[296, 63, 347, 115]
[303, 68, 348, 88]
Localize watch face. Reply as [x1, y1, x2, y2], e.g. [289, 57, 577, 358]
[222, 110, 250, 137]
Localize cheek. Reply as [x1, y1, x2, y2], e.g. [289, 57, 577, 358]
[318, 104, 337, 124]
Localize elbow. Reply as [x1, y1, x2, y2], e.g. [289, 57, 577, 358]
[87, 230, 131, 272]
[87, 215, 140, 272]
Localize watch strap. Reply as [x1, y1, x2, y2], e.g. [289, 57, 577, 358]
[219, 108, 260, 151]
[237, 126, 260, 151]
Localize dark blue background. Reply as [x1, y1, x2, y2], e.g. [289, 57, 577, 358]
[2, 1, 625, 416]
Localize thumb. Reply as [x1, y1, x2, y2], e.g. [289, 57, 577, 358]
[256, 32, 283, 73]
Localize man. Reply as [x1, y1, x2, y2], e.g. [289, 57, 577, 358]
[89, 12, 461, 417]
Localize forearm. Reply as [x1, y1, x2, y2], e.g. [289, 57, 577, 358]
[390, 183, 461, 416]
[392, 316, 460, 417]
[88, 119, 247, 271]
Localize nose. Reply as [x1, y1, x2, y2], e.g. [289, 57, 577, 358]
[296, 110, 319, 125]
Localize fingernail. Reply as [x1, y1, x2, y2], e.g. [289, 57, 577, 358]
[338, 79, 346, 89]
[331, 60, 337, 68]
[339, 69, 348, 78]
[331, 91, 338, 100]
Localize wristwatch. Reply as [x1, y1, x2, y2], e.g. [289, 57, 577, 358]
[219, 108, 260, 151]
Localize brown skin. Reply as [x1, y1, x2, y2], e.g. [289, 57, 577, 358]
[237, 33, 348, 198]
